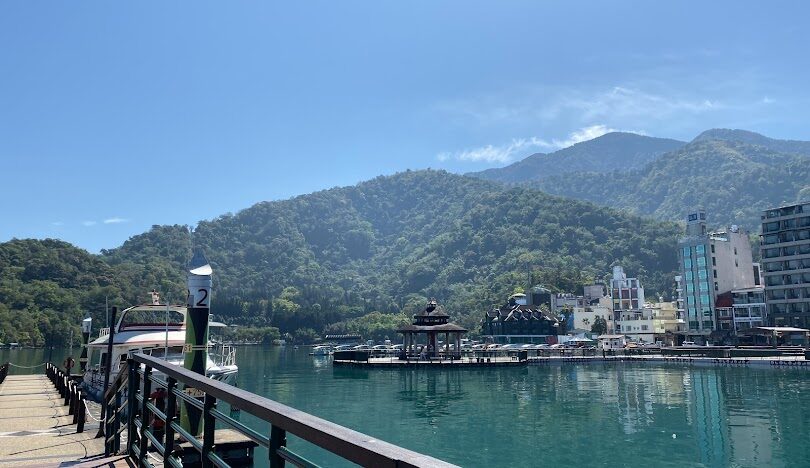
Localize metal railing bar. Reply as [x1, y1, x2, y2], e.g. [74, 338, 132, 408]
[208, 407, 270, 447]
[277, 446, 321, 468]
[143, 427, 165, 457]
[145, 401, 167, 423]
[134, 353, 455, 468]
[171, 386, 205, 410]
[206, 450, 230, 468]
[170, 420, 203, 452]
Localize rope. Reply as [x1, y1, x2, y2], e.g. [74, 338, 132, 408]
[8, 362, 47, 368]
[83, 400, 103, 422]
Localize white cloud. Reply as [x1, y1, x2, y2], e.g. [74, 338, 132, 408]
[51, 221, 64, 227]
[82, 221, 97, 227]
[438, 137, 554, 164]
[103, 217, 129, 224]
[435, 84, 724, 127]
[549, 124, 619, 149]
[438, 124, 636, 164]
[762, 96, 775, 104]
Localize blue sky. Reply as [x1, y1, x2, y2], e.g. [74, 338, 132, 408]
[2, 1, 809, 252]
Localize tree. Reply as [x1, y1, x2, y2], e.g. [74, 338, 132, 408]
[591, 316, 608, 335]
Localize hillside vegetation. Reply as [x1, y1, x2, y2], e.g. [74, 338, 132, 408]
[533, 139, 810, 230]
[1, 171, 681, 345]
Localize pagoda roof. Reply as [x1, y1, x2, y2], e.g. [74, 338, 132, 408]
[397, 323, 468, 333]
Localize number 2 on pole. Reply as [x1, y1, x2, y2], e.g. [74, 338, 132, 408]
[196, 288, 209, 307]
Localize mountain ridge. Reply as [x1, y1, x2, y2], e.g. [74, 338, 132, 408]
[468, 132, 686, 183]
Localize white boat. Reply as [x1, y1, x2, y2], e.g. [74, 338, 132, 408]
[310, 345, 333, 356]
[83, 294, 238, 400]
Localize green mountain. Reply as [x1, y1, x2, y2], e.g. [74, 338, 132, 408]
[468, 132, 685, 183]
[533, 139, 810, 231]
[693, 128, 810, 156]
[1, 170, 682, 345]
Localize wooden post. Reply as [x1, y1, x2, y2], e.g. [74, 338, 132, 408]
[126, 360, 138, 456]
[202, 394, 216, 468]
[97, 306, 117, 439]
[163, 377, 178, 466]
[269, 424, 287, 468]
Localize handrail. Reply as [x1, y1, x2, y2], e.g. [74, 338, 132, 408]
[0, 362, 8, 384]
[104, 361, 130, 402]
[127, 352, 457, 468]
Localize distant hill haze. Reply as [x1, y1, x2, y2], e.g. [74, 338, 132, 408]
[468, 132, 686, 183]
[469, 129, 810, 230]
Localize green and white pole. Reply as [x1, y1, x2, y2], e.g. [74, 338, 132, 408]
[180, 249, 212, 436]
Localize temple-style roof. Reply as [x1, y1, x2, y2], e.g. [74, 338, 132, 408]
[397, 323, 468, 333]
[399, 299, 467, 334]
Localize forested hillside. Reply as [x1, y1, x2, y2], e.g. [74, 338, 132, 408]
[469, 132, 685, 183]
[102, 170, 681, 337]
[533, 139, 810, 231]
[1, 170, 682, 345]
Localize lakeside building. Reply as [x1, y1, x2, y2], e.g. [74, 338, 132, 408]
[761, 201, 810, 328]
[614, 301, 680, 344]
[480, 294, 564, 344]
[676, 209, 757, 343]
[715, 287, 766, 334]
[570, 296, 613, 335]
[609, 266, 644, 334]
[551, 293, 584, 315]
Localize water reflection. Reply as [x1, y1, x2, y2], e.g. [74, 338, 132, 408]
[397, 369, 467, 420]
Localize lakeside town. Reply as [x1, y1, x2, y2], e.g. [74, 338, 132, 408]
[481, 201, 810, 350]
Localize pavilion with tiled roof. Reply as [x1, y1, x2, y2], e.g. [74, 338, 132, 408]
[397, 299, 467, 358]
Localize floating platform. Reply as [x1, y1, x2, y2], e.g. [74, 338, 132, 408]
[528, 354, 810, 369]
[333, 356, 527, 368]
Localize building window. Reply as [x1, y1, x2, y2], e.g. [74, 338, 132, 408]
[698, 269, 708, 279]
[684, 258, 692, 269]
[712, 257, 716, 266]
[686, 271, 693, 280]
[700, 294, 710, 304]
[711, 244, 715, 253]
[713, 270, 717, 278]
[682, 247, 691, 257]
[734, 247, 737, 255]
[697, 257, 707, 267]
[696, 245, 705, 254]
[714, 282, 718, 291]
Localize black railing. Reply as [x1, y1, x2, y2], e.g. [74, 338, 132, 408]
[104, 353, 458, 467]
[46, 363, 87, 433]
[0, 362, 8, 384]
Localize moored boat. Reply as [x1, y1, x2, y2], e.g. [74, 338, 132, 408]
[82, 292, 238, 401]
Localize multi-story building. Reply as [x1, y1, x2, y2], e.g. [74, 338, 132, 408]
[615, 301, 680, 344]
[570, 297, 613, 335]
[677, 209, 756, 342]
[761, 201, 810, 328]
[609, 265, 644, 334]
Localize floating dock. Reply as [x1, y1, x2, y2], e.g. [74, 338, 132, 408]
[333, 355, 527, 368]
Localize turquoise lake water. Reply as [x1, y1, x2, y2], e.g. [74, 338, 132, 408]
[3, 346, 809, 467]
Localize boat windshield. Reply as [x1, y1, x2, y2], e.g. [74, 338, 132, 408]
[120, 308, 184, 329]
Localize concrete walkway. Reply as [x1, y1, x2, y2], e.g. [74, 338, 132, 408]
[0, 374, 107, 467]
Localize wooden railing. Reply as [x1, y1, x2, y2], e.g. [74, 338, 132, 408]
[103, 353, 458, 468]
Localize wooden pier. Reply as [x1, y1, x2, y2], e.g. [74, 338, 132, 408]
[0, 371, 111, 466]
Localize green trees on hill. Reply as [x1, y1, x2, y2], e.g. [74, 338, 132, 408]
[1, 170, 682, 345]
